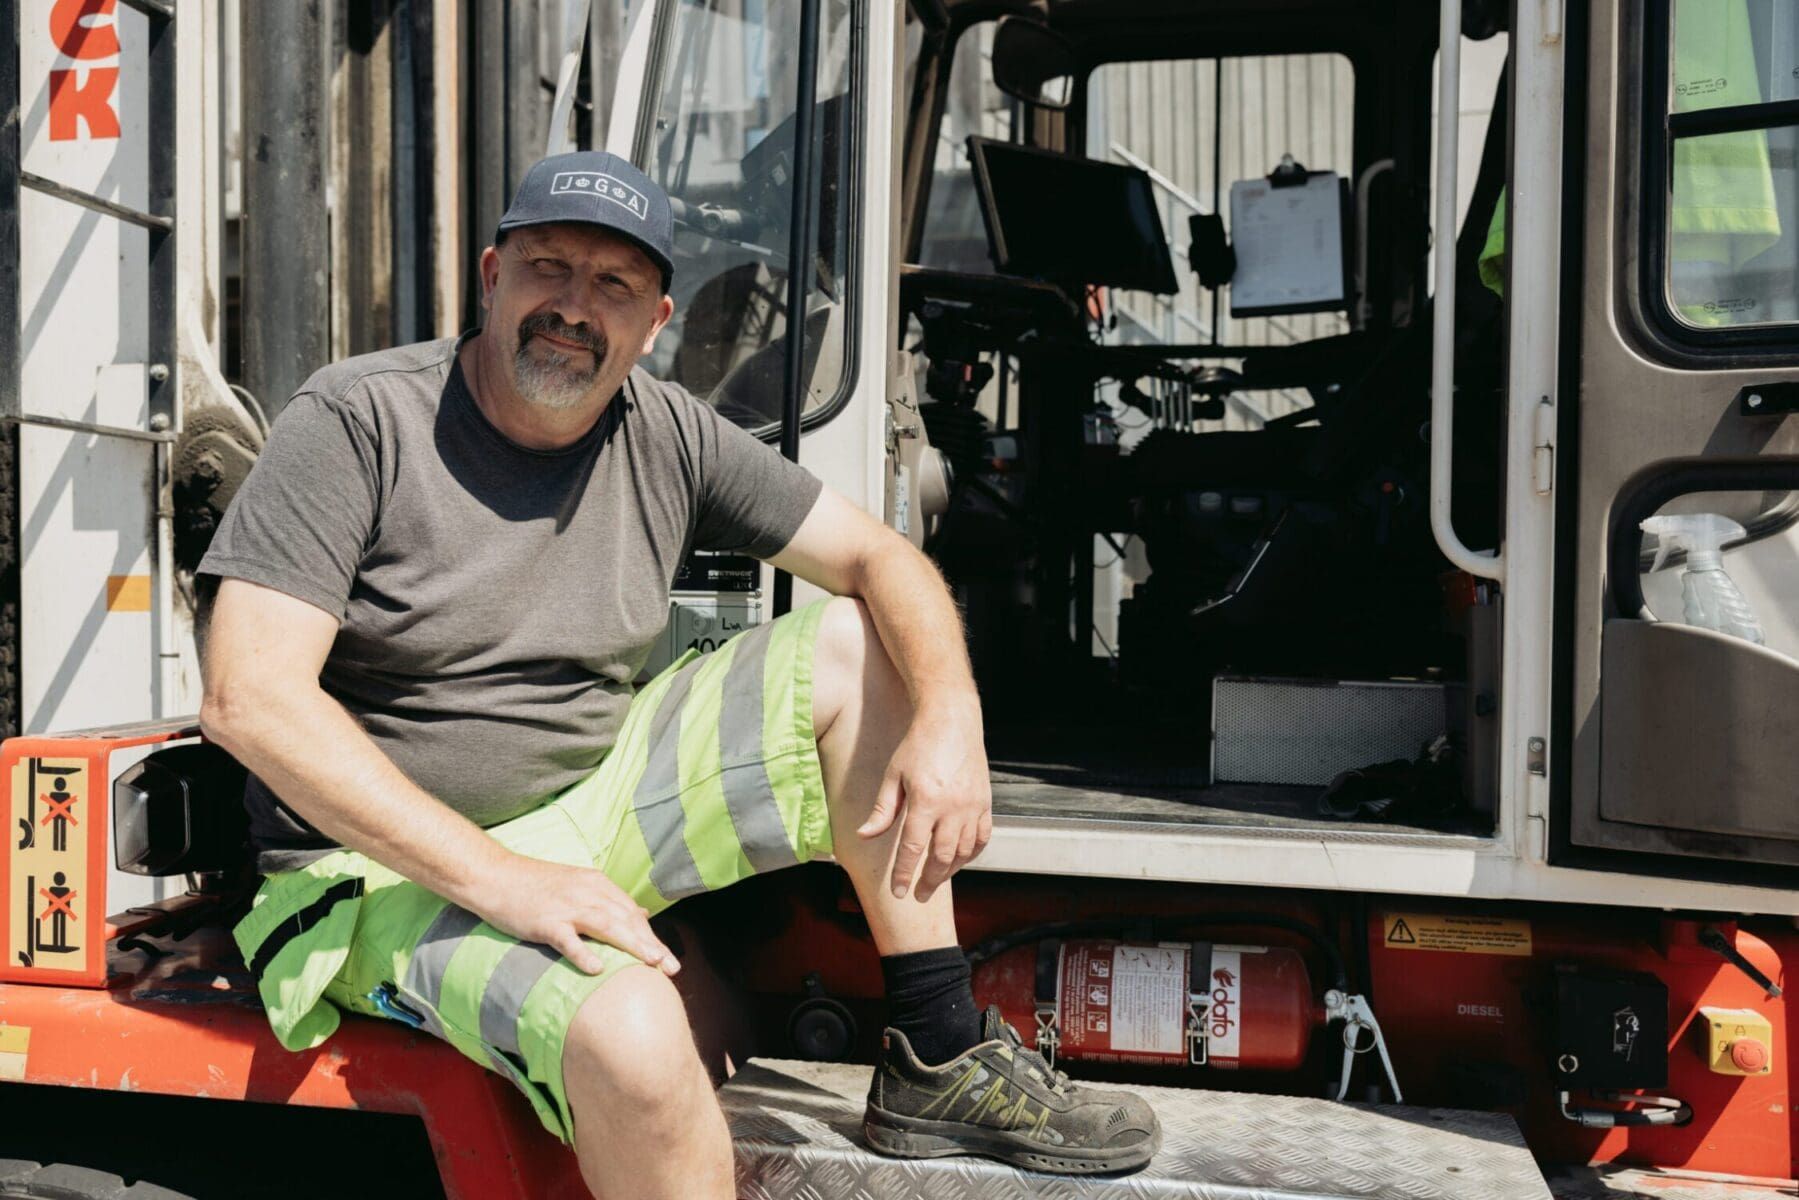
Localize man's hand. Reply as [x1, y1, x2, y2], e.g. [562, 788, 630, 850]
[767, 489, 992, 903]
[472, 854, 680, 977]
[858, 697, 993, 903]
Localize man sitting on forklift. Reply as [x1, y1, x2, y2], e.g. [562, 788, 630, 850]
[196, 150, 1160, 1198]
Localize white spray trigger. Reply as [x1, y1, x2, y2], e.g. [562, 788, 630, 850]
[1640, 515, 1675, 574]
[1637, 513, 1765, 643]
[1641, 513, 1748, 573]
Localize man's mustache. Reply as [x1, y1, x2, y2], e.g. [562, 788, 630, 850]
[518, 313, 607, 360]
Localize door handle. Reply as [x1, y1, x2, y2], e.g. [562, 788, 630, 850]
[1430, 0, 1504, 581]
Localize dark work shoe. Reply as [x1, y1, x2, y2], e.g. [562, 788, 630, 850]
[863, 1006, 1161, 1175]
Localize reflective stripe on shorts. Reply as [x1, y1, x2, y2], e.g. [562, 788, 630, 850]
[237, 597, 835, 1143]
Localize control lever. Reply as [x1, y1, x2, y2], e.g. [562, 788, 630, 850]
[1190, 510, 1286, 618]
[1324, 990, 1403, 1103]
[1700, 926, 1782, 999]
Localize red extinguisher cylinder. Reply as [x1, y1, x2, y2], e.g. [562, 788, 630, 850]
[974, 940, 1315, 1071]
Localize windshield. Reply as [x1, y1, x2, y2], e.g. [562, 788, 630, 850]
[639, 0, 857, 431]
[919, 21, 1015, 274]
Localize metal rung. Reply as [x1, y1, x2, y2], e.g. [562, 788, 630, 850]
[118, 0, 175, 20]
[22, 172, 173, 233]
[6, 414, 173, 444]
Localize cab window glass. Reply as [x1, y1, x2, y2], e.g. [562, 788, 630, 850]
[919, 22, 1015, 274]
[1661, 0, 1799, 329]
[640, 0, 856, 430]
[1089, 54, 1354, 430]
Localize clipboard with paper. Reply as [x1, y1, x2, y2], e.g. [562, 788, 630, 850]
[1227, 158, 1352, 318]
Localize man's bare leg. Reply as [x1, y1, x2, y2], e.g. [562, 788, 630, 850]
[559, 595, 955, 1199]
[562, 965, 734, 1200]
[811, 596, 961, 955]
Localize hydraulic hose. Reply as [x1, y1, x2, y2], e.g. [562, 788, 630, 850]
[965, 912, 1350, 992]
[1559, 1091, 1691, 1128]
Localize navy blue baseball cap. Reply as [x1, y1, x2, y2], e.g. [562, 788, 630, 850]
[496, 151, 675, 293]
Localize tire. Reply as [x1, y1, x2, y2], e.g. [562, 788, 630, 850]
[0, 1160, 196, 1200]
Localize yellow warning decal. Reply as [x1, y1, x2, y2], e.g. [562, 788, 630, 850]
[0, 1024, 28, 1081]
[1383, 912, 1532, 956]
[105, 574, 152, 612]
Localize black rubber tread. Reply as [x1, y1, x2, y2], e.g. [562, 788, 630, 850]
[863, 1110, 1160, 1176]
[0, 1160, 194, 1199]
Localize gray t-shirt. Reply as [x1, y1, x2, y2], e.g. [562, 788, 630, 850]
[198, 335, 822, 872]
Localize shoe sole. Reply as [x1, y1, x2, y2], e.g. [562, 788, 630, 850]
[863, 1107, 1159, 1175]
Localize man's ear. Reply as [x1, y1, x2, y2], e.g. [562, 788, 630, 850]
[479, 246, 501, 311]
[640, 293, 676, 356]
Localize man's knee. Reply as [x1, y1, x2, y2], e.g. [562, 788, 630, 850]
[815, 595, 877, 674]
[813, 596, 905, 728]
[563, 965, 705, 1118]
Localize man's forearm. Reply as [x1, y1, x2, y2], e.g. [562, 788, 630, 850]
[202, 684, 509, 908]
[852, 539, 979, 717]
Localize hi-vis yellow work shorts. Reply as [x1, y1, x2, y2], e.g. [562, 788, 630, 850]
[231, 599, 834, 1142]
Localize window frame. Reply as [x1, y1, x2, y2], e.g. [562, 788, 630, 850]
[1637, 0, 1799, 360]
[631, 0, 869, 443]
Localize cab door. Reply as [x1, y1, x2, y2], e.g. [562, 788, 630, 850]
[602, 0, 897, 523]
[1560, 0, 1799, 877]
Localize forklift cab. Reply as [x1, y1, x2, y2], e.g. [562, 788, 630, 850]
[7, 0, 1793, 986]
[603, 0, 1799, 903]
[8, 1, 1799, 1194]
[632, 0, 1515, 841]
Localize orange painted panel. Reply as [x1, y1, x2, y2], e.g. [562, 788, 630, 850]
[105, 574, 151, 611]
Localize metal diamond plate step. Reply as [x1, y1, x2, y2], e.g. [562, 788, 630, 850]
[723, 1059, 1554, 1199]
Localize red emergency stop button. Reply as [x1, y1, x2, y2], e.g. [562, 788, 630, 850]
[1730, 1037, 1770, 1073]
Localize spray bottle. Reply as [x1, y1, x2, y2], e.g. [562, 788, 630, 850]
[1639, 513, 1765, 645]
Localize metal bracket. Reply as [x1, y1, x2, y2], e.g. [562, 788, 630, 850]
[1324, 990, 1403, 1103]
[1033, 1005, 1059, 1069]
[1527, 736, 1548, 777]
[1186, 997, 1209, 1065]
[1739, 383, 1799, 417]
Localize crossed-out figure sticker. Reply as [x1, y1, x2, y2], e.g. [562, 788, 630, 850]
[16, 759, 83, 851]
[13, 759, 86, 967]
[41, 775, 77, 852]
[37, 872, 77, 954]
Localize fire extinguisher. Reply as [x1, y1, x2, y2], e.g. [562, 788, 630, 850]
[972, 939, 1317, 1071]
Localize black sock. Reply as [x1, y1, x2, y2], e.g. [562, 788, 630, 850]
[881, 946, 982, 1066]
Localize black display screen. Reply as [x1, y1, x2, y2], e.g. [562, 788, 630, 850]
[968, 137, 1180, 295]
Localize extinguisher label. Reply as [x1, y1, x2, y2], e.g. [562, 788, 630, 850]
[1108, 945, 1187, 1054]
[1206, 948, 1243, 1063]
[1056, 941, 1190, 1062]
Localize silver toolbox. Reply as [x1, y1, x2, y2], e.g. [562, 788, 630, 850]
[1211, 675, 1453, 786]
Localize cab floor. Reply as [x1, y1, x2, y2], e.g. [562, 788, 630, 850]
[987, 743, 1493, 839]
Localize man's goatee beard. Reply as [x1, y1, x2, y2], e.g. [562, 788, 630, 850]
[514, 347, 602, 410]
[513, 315, 607, 410]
